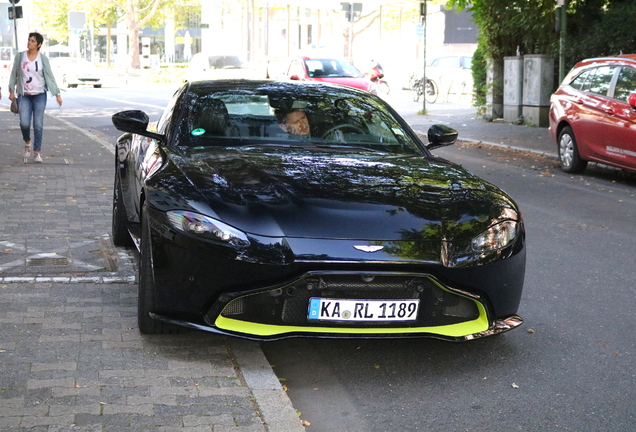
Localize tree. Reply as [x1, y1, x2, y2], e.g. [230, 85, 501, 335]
[82, 2, 124, 67]
[105, 0, 163, 69]
[327, 8, 381, 59]
[446, 0, 557, 63]
[32, 1, 76, 44]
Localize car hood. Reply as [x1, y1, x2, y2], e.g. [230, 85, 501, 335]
[156, 146, 513, 241]
[310, 77, 372, 92]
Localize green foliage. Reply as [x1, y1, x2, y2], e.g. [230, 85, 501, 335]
[564, 0, 636, 70]
[446, 0, 558, 62]
[32, 1, 75, 43]
[470, 44, 487, 111]
[145, 64, 187, 83]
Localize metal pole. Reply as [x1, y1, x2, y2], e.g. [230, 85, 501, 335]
[559, 0, 567, 82]
[13, 8, 19, 52]
[349, 1, 353, 63]
[421, 1, 427, 112]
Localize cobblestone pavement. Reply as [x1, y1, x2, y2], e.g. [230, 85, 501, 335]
[0, 108, 303, 432]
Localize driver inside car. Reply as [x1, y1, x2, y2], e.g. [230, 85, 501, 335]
[275, 109, 311, 136]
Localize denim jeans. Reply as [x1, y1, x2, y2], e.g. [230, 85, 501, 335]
[18, 93, 48, 152]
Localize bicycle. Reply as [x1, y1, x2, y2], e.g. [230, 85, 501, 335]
[412, 77, 438, 104]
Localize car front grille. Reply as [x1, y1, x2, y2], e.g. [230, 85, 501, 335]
[215, 273, 480, 328]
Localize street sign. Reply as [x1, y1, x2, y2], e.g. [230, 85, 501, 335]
[9, 6, 23, 19]
[9, 0, 21, 4]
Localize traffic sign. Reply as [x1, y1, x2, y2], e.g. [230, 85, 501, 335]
[9, 6, 23, 19]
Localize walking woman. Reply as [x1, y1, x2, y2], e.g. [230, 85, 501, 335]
[8, 32, 63, 163]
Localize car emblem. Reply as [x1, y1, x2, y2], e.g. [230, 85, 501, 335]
[353, 245, 384, 253]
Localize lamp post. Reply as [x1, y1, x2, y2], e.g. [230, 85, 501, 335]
[557, 0, 567, 83]
[9, 0, 21, 52]
[420, 1, 427, 112]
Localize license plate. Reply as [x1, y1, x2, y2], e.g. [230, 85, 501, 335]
[308, 298, 419, 322]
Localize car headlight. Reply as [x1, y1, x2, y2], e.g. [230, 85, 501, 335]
[471, 220, 517, 252]
[166, 211, 250, 247]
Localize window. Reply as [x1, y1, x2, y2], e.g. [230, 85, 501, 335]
[612, 66, 636, 101]
[570, 69, 594, 90]
[583, 66, 616, 96]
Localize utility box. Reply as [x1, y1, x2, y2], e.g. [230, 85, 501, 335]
[486, 58, 503, 119]
[504, 56, 524, 123]
[522, 55, 554, 127]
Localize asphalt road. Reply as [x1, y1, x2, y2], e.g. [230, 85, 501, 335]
[45, 86, 636, 431]
[262, 141, 636, 431]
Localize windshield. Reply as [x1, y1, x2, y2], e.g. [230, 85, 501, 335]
[173, 82, 422, 156]
[207, 56, 247, 69]
[304, 59, 364, 78]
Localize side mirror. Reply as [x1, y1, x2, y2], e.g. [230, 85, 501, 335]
[426, 124, 458, 151]
[628, 93, 636, 110]
[112, 110, 164, 141]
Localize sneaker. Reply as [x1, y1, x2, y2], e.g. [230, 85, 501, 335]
[23, 144, 32, 159]
[33, 153, 43, 163]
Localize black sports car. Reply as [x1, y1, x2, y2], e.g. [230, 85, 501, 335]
[111, 79, 525, 341]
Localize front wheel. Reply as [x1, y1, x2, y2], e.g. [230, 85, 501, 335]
[412, 80, 423, 102]
[558, 126, 587, 173]
[377, 81, 390, 96]
[138, 204, 183, 335]
[112, 175, 133, 247]
[424, 79, 438, 104]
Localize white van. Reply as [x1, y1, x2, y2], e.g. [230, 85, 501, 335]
[184, 53, 257, 82]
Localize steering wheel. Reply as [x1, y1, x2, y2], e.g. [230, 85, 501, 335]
[321, 123, 366, 140]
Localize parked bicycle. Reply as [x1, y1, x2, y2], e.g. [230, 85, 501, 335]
[412, 77, 438, 104]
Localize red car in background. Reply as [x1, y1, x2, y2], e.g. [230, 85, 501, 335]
[549, 54, 636, 173]
[274, 56, 374, 93]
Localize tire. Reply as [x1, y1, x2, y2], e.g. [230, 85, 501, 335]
[138, 204, 185, 335]
[408, 75, 417, 90]
[112, 174, 133, 247]
[424, 79, 438, 104]
[378, 81, 390, 96]
[558, 126, 587, 173]
[412, 80, 422, 102]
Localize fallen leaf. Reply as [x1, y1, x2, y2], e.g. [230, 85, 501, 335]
[282, 384, 289, 392]
[512, 383, 519, 389]
[301, 420, 311, 426]
[527, 328, 535, 334]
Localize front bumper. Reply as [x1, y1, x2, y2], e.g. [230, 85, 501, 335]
[150, 269, 523, 341]
[146, 208, 525, 341]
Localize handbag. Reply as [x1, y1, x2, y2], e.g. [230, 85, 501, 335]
[10, 98, 19, 114]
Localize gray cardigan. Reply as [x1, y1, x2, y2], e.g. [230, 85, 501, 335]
[8, 51, 61, 96]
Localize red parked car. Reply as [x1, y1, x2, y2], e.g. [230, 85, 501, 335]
[276, 56, 375, 93]
[549, 54, 636, 173]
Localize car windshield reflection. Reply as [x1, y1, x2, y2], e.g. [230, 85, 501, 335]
[175, 82, 420, 155]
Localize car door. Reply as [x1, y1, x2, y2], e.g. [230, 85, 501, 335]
[566, 66, 618, 160]
[599, 65, 636, 169]
[286, 58, 307, 81]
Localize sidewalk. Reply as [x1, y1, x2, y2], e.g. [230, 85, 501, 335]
[0, 88, 553, 431]
[385, 89, 557, 159]
[0, 108, 303, 431]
